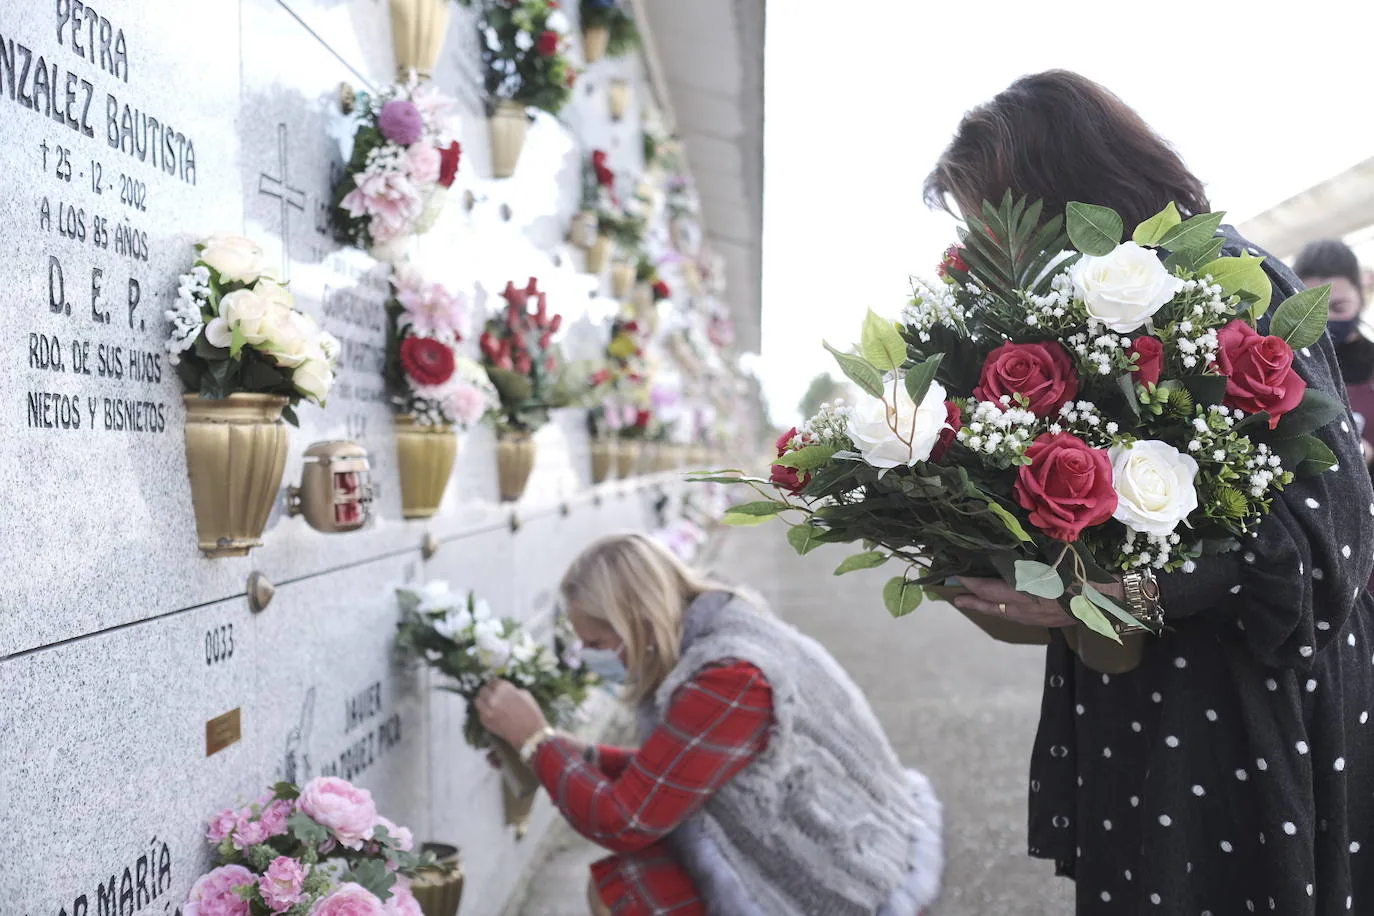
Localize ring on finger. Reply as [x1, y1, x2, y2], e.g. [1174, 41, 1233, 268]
[998, 602, 1007, 616]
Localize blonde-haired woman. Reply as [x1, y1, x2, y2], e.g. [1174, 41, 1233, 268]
[476, 532, 944, 915]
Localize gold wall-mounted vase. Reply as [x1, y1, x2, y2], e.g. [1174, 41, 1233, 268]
[394, 416, 458, 520]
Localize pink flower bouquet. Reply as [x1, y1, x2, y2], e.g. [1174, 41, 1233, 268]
[333, 80, 461, 256]
[186, 776, 448, 916]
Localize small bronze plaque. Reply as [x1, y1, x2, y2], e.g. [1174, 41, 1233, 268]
[206, 708, 241, 756]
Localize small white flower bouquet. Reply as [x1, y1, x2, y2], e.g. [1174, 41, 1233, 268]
[166, 233, 340, 423]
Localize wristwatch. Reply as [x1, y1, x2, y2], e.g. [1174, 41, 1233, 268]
[1118, 570, 1164, 635]
[520, 726, 559, 766]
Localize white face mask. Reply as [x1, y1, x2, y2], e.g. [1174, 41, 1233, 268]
[581, 647, 628, 684]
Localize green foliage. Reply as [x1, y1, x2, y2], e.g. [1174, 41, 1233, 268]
[823, 342, 884, 399]
[861, 309, 907, 371]
[1157, 211, 1225, 254]
[949, 192, 1071, 299]
[581, 1, 640, 56]
[1066, 202, 1123, 256]
[883, 576, 923, 617]
[1069, 594, 1121, 643]
[1198, 253, 1272, 317]
[1164, 236, 1225, 273]
[288, 811, 329, 847]
[1081, 584, 1143, 632]
[1132, 202, 1181, 247]
[1272, 389, 1344, 439]
[479, 1, 575, 115]
[1014, 560, 1064, 598]
[834, 551, 889, 575]
[774, 444, 837, 471]
[904, 353, 944, 407]
[787, 523, 824, 555]
[722, 501, 786, 526]
[1270, 284, 1331, 350]
[343, 859, 397, 902]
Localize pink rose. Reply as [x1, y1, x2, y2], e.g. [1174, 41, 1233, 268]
[205, 808, 242, 845]
[446, 382, 490, 427]
[259, 857, 308, 914]
[340, 171, 423, 243]
[310, 883, 386, 916]
[232, 817, 272, 850]
[383, 879, 423, 916]
[298, 777, 378, 850]
[184, 865, 255, 916]
[375, 816, 415, 852]
[406, 141, 441, 186]
[259, 799, 294, 838]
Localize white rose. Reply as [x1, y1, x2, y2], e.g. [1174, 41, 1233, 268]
[293, 357, 335, 406]
[473, 621, 512, 671]
[261, 311, 316, 368]
[471, 598, 493, 622]
[253, 279, 294, 312]
[1109, 439, 1200, 536]
[515, 29, 534, 52]
[415, 581, 454, 613]
[199, 233, 266, 284]
[846, 380, 950, 469]
[546, 10, 570, 32]
[317, 330, 342, 365]
[1070, 241, 1184, 333]
[219, 289, 273, 345]
[510, 632, 538, 665]
[204, 317, 233, 349]
[433, 607, 473, 640]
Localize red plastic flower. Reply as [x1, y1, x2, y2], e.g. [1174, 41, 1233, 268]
[1014, 433, 1117, 542]
[930, 401, 962, 462]
[1127, 336, 1164, 388]
[400, 337, 456, 387]
[438, 142, 462, 188]
[937, 245, 967, 279]
[1216, 319, 1307, 429]
[536, 30, 560, 56]
[775, 427, 801, 456]
[770, 464, 810, 495]
[974, 341, 1079, 417]
[634, 409, 651, 428]
[652, 280, 671, 301]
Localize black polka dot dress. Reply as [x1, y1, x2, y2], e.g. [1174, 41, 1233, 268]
[1028, 232, 1374, 915]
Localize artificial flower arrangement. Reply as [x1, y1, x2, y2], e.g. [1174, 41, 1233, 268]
[167, 234, 341, 417]
[478, 0, 577, 116]
[479, 279, 565, 500]
[386, 265, 499, 519]
[665, 175, 702, 255]
[185, 776, 446, 916]
[584, 316, 648, 481]
[395, 581, 597, 809]
[572, 149, 618, 269]
[167, 234, 342, 557]
[333, 81, 461, 258]
[636, 255, 672, 303]
[701, 195, 1339, 644]
[579, 0, 639, 62]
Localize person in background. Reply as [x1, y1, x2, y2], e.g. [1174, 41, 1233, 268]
[1295, 239, 1374, 471]
[475, 532, 944, 916]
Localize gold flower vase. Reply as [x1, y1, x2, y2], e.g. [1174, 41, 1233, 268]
[611, 261, 635, 299]
[182, 394, 291, 558]
[585, 235, 611, 275]
[638, 442, 659, 475]
[615, 440, 640, 479]
[582, 25, 610, 63]
[488, 101, 528, 179]
[411, 844, 465, 916]
[394, 415, 458, 520]
[497, 433, 537, 502]
[570, 210, 599, 249]
[608, 78, 631, 121]
[590, 439, 615, 485]
[389, 0, 452, 80]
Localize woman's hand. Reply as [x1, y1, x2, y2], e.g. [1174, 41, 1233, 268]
[951, 576, 1120, 628]
[476, 679, 550, 749]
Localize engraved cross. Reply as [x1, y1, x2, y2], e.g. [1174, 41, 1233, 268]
[258, 122, 307, 283]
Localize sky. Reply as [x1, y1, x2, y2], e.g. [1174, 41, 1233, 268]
[758, 0, 1374, 427]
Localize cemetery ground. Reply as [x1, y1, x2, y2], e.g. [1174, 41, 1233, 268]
[507, 525, 1074, 916]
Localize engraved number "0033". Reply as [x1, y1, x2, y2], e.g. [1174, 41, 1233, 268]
[205, 623, 234, 666]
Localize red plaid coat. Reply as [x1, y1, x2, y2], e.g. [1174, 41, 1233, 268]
[533, 661, 773, 915]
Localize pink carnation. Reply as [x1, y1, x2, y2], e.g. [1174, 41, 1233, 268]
[205, 808, 243, 845]
[184, 864, 255, 916]
[310, 882, 386, 916]
[340, 170, 423, 243]
[259, 799, 294, 837]
[232, 817, 272, 850]
[259, 857, 308, 914]
[298, 777, 377, 850]
[383, 878, 423, 916]
[374, 816, 415, 852]
[446, 381, 491, 427]
[398, 282, 468, 338]
[406, 141, 442, 186]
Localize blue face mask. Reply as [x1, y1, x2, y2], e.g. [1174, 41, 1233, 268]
[581, 647, 628, 684]
[1330, 318, 1361, 343]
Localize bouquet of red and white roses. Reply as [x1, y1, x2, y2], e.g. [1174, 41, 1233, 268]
[386, 265, 498, 428]
[185, 776, 445, 916]
[703, 195, 1340, 639]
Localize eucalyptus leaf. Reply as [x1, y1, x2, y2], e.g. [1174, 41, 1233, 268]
[904, 353, 945, 407]
[1157, 211, 1225, 254]
[720, 513, 774, 528]
[1270, 284, 1331, 350]
[1082, 584, 1142, 631]
[787, 524, 824, 555]
[724, 501, 787, 518]
[1132, 202, 1181, 247]
[1117, 373, 1142, 416]
[1066, 202, 1123, 256]
[861, 309, 908, 372]
[1070, 594, 1122, 643]
[824, 342, 884, 399]
[983, 499, 1033, 542]
[834, 551, 889, 576]
[1198, 253, 1272, 315]
[883, 576, 924, 618]
[1014, 560, 1065, 599]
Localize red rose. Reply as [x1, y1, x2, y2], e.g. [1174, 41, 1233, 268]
[536, 30, 560, 56]
[591, 369, 611, 387]
[775, 427, 800, 456]
[635, 409, 651, 428]
[1014, 433, 1118, 542]
[930, 401, 962, 462]
[974, 341, 1079, 417]
[652, 280, 671, 300]
[594, 164, 615, 187]
[937, 245, 967, 279]
[400, 337, 456, 387]
[592, 150, 608, 167]
[1216, 320, 1307, 429]
[1127, 336, 1164, 388]
[438, 142, 462, 188]
[770, 463, 810, 495]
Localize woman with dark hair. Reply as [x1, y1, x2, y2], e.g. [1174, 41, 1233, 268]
[928, 70, 1374, 914]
